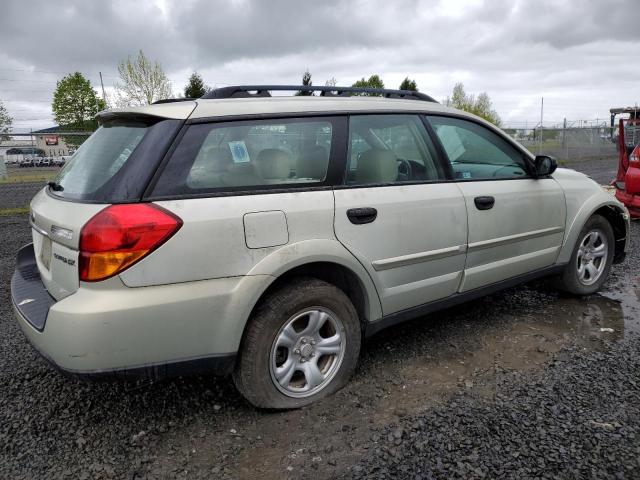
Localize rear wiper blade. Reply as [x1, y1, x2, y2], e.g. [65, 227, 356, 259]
[47, 181, 64, 192]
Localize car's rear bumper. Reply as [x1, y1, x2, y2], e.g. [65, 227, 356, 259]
[11, 243, 270, 380]
[615, 189, 640, 218]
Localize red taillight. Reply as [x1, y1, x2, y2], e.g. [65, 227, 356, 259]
[79, 204, 182, 282]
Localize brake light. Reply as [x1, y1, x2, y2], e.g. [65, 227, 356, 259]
[79, 204, 182, 282]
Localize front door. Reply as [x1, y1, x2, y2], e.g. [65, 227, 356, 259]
[426, 115, 566, 292]
[333, 114, 468, 315]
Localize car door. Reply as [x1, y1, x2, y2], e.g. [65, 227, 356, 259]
[426, 115, 566, 292]
[333, 114, 468, 315]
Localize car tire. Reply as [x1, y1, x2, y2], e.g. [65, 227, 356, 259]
[556, 214, 614, 295]
[233, 277, 361, 409]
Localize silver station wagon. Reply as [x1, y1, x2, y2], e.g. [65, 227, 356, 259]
[12, 85, 629, 409]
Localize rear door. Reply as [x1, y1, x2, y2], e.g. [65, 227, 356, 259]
[135, 117, 342, 286]
[426, 115, 566, 292]
[333, 114, 467, 315]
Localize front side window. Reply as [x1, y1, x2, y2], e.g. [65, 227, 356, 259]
[427, 116, 529, 180]
[152, 118, 335, 195]
[346, 114, 444, 185]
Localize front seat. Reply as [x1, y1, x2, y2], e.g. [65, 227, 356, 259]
[187, 146, 233, 188]
[356, 149, 398, 184]
[297, 145, 329, 180]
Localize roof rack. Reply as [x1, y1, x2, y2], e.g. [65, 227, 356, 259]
[201, 85, 437, 102]
[151, 98, 196, 105]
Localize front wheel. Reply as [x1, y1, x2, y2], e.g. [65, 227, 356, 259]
[233, 278, 361, 409]
[556, 214, 614, 295]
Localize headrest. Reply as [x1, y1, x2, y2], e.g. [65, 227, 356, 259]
[356, 149, 397, 184]
[256, 148, 292, 180]
[202, 146, 233, 172]
[297, 145, 329, 180]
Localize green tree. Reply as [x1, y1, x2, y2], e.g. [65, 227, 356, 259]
[399, 77, 418, 91]
[115, 50, 172, 106]
[352, 74, 385, 95]
[446, 83, 502, 126]
[184, 72, 209, 98]
[0, 100, 12, 142]
[51, 72, 105, 132]
[296, 69, 314, 96]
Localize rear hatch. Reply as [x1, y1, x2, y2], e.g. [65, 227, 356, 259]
[30, 112, 188, 301]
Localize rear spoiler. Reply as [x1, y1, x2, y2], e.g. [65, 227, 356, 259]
[96, 101, 197, 123]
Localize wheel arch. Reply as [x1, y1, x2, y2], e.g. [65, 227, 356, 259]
[557, 196, 628, 265]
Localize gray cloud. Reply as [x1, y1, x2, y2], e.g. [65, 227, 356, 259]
[0, 0, 638, 129]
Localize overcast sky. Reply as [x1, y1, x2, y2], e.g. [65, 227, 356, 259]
[1, 0, 638, 131]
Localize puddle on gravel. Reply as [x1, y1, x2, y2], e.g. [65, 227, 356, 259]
[375, 293, 630, 420]
[158, 287, 640, 480]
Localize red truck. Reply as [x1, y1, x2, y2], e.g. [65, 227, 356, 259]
[612, 107, 640, 217]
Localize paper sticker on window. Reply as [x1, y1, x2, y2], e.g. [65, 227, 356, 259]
[228, 141, 250, 163]
[462, 171, 472, 179]
[435, 125, 466, 162]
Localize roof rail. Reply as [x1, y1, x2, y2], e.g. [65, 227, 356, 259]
[201, 85, 437, 102]
[151, 98, 196, 105]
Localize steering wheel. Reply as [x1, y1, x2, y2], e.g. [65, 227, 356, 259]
[493, 165, 525, 178]
[397, 158, 412, 181]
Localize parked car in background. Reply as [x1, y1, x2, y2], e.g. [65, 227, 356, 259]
[12, 85, 630, 409]
[52, 157, 66, 167]
[41, 158, 52, 167]
[19, 158, 34, 168]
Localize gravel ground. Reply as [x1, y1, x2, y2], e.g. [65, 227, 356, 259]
[1, 178, 639, 479]
[562, 156, 618, 186]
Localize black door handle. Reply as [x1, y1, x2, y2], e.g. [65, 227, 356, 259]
[347, 207, 378, 224]
[474, 196, 495, 210]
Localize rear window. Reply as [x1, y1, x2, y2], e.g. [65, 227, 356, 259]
[151, 117, 339, 196]
[52, 121, 149, 199]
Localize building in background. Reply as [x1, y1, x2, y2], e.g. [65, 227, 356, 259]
[32, 126, 72, 156]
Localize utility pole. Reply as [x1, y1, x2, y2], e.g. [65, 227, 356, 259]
[539, 97, 544, 154]
[99, 72, 106, 103]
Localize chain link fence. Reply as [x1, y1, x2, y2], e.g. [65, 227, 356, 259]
[503, 120, 617, 161]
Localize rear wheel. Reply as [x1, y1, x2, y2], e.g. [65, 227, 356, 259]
[233, 278, 361, 409]
[557, 215, 614, 295]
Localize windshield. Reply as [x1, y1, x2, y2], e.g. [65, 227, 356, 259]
[51, 121, 149, 200]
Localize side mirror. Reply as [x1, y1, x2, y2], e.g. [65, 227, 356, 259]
[534, 155, 557, 177]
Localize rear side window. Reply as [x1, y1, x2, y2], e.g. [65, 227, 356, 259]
[152, 117, 339, 196]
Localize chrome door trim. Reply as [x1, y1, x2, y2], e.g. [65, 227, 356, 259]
[467, 226, 564, 252]
[372, 245, 467, 272]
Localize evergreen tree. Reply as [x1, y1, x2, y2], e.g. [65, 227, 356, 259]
[184, 72, 209, 98]
[296, 69, 314, 96]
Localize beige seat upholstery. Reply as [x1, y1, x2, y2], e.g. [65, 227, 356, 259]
[187, 146, 233, 187]
[356, 149, 397, 184]
[256, 148, 292, 181]
[297, 145, 329, 180]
